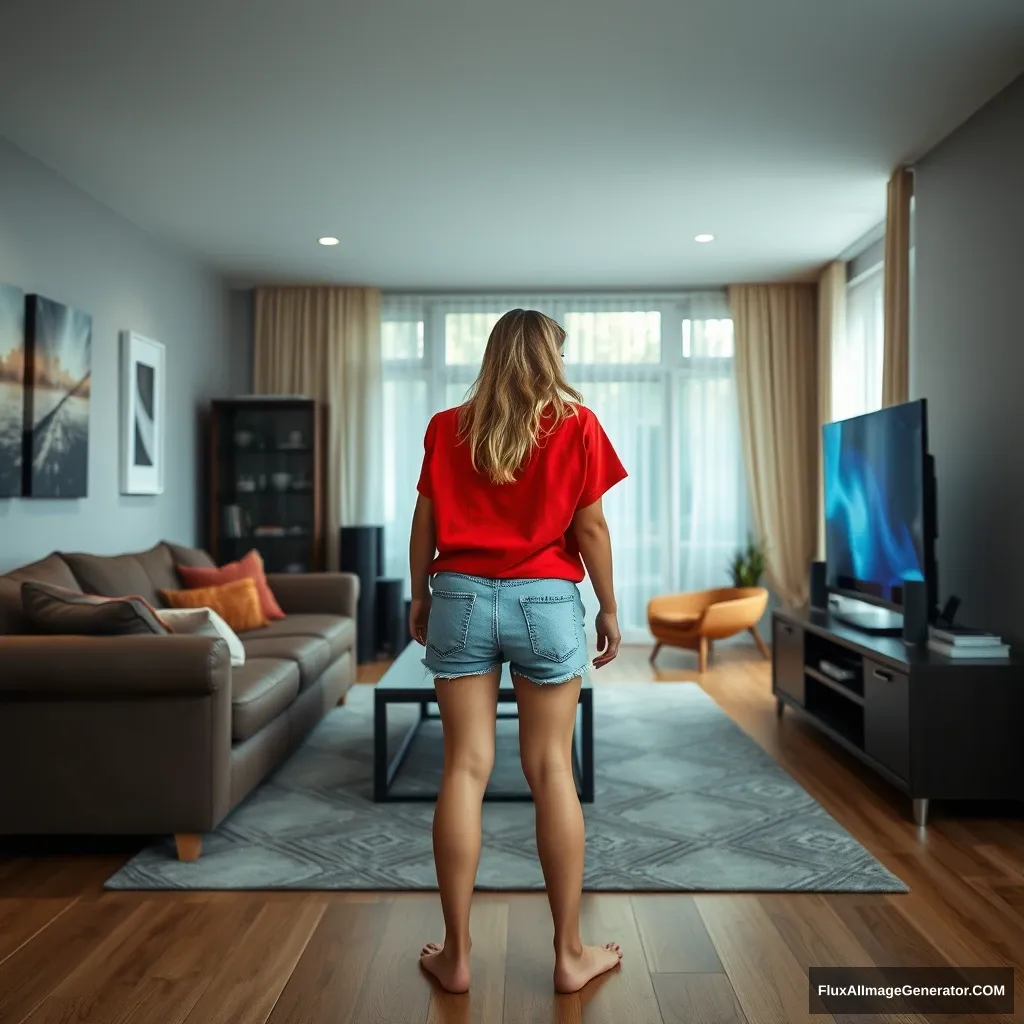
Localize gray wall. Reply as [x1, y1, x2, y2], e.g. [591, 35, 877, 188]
[228, 288, 255, 394]
[911, 73, 1024, 640]
[0, 138, 238, 572]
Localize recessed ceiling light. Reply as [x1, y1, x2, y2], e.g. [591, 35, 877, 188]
[318, 236, 340, 246]
[694, 233, 715, 244]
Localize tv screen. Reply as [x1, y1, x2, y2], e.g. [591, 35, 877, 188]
[823, 400, 929, 608]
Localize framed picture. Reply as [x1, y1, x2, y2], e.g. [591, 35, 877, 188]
[120, 331, 165, 495]
[0, 284, 25, 498]
[24, 294, 92, 498]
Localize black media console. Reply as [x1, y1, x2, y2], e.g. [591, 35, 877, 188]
[772, 608, 1024, 827]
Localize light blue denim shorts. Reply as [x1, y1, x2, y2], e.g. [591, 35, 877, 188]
[423, 572, 590, 685]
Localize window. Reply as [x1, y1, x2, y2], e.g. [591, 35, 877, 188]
[835, 266, 884, 420]
[381, 293, 749, 640]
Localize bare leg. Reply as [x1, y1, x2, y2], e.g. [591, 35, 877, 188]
[513, 673, 622, 993]
[419, 668, 500, 993]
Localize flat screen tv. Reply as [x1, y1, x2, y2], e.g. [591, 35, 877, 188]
[823, 399, 935, 617]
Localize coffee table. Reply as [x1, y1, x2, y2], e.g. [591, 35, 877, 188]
[373, 642, 594, 803]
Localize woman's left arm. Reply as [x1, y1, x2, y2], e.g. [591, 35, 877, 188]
[408, 494, 436, 644]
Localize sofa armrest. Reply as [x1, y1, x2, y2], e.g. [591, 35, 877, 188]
[0, 634, 234, 837]
[0, 634, 230, 698]
[266, 572, 360, 618]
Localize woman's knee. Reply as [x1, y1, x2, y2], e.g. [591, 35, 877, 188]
[445, 743, 495, 785]
[520, 747, 573, 790]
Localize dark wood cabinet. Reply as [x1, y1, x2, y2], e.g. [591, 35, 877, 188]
[772, 617, 805, 706]
[862, 659, 910, 783]
[772, 608, 1024, 826]
[208, 397, 325, 573]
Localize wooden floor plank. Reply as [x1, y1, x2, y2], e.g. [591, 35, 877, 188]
[0, 896, 75, 965]
[760, 894, 925, 1024]
[652, 973, 747, 1024]
[347, 894, 438, 1024]
[0, 895, 143, 1024]
[632, 894, 723, 974]
[266, 899, 391, 1024]
[696, 894, 826, 1024]
[577, 893, 662, 1024]
[181, 899, 326, 1024]
[426, 897, 508, 1024]
[113, 898, 267, 1024]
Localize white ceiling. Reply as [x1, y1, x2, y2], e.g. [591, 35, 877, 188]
[1, 0, 1022, 290]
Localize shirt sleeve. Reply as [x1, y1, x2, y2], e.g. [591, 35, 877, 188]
[578, 410, 627, 509]
[416, 415, 437, 499]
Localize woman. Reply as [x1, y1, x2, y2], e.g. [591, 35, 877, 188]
[408, 308, 627, 994]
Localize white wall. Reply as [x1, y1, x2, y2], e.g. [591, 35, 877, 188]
[0, 138, 239, 571]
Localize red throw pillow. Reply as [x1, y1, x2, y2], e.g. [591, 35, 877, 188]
[175, 549, 285, 620]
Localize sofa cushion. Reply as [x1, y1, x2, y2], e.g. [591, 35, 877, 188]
[231, 658, 301, 741]
[241, 634, 332, 689]
[21, 581, 168, 636]
[241, 614, 355, 663]
[131, 543, 184, 599]
[162, 577, 269, 633]
[176, 549, 286, 621]
[164, 542, 217, 570]
[61, 549, 164, 606]
[0, 553, 82, 635]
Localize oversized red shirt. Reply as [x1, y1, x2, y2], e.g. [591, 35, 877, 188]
[417, 405, 627, 582]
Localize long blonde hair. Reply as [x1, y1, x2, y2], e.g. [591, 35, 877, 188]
[457, 308, 583, 484]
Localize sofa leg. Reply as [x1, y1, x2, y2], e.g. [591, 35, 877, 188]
[649, 642, 662, 665]
[337, 690, 348, 706]
[750, 625, 770, 660]
[175, 834, 203, 862]
[698, 637, 708, 674]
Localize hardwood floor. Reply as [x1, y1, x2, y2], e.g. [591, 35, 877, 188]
[1, 643, 1022, 1023]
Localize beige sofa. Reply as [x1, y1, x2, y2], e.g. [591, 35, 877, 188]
[0, 541, 358, 860]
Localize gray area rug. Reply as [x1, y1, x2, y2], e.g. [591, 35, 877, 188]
[105, 683, 907, 892]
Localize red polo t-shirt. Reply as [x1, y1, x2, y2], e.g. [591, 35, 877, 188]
[416, 405, 627, 582]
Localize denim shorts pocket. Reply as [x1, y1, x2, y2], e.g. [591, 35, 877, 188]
[427, 591, 476, 658]
[519, 595, 580, 663]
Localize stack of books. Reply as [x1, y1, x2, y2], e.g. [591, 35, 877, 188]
[927, 626, 1010, 659]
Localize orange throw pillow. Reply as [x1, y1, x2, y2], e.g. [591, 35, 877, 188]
[161, 577, 269, 633]
[175, 549, 285, 621]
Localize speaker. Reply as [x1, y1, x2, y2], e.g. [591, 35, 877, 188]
[340, 525, 383, 662]
[902, 580, 930, 646]
[809, 561, 828, 611]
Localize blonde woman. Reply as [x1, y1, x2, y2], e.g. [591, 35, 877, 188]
[409, 308, 627, 994]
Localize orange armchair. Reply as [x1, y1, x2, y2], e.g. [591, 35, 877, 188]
[647, 587, 769, 672]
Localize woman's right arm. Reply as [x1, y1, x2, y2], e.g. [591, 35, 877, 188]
[572, 498, 621, 667]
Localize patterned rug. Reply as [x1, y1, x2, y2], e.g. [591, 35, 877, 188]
[105, 683, 907, 892]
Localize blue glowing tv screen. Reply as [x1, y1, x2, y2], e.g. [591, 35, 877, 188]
[823, 400, 930, 608]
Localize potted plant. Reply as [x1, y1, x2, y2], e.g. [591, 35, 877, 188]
[729, 535, 767, 588]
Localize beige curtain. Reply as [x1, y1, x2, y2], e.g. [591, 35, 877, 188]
[817, 261, 846, 558]
[729, 284, 819, 607]
[882, 167, 913, 406]
[254, 287, 382, 569]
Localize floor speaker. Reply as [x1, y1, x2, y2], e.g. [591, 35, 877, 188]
[340, 525, 383, 662]
[809, 561, 828, 611]
[902, 580, 929, 645]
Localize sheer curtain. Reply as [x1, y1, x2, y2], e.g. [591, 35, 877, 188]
[834, 267, 884, 421]
[380, 292, 749, 642]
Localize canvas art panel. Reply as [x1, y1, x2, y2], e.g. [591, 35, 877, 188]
[23, 294, 92, 498]
[0, 284, 25, 497]
[121, 331, 165, 495]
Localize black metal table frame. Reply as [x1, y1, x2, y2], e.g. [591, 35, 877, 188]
[373, 687, 594, 803]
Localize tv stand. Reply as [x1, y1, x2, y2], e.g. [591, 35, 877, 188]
[772, 608, 1024, 826]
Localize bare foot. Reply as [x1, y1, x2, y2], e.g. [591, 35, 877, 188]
[419, 942, 471, 994]
[553, 943, 622, 993]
